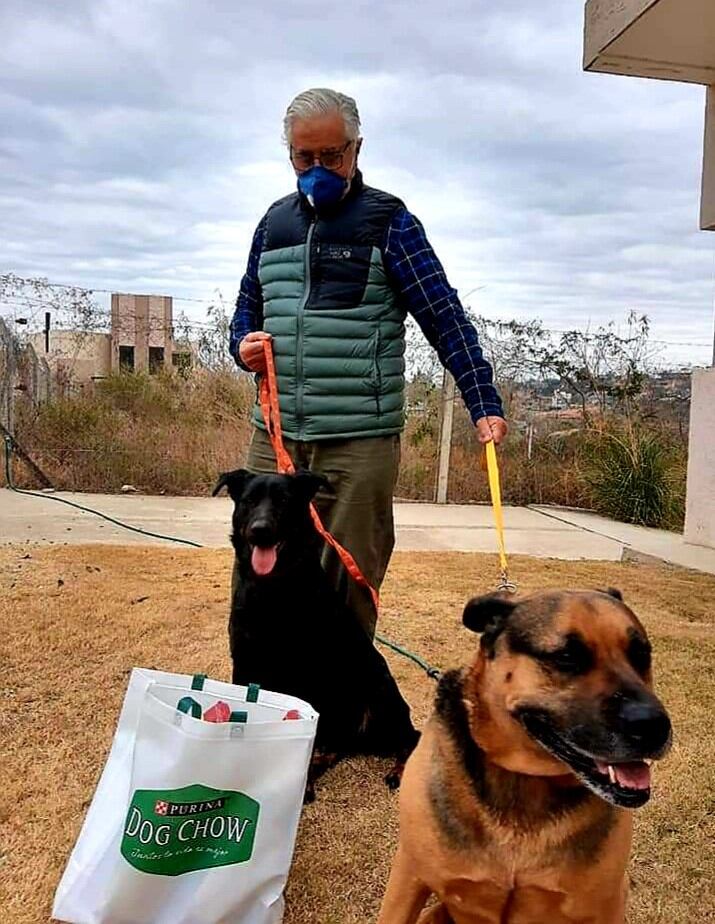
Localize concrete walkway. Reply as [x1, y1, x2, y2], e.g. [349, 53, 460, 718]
[530, 506, 715, 576]
[2, 489, 715, 576]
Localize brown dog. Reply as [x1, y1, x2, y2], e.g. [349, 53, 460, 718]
[377, 589, 672, 924]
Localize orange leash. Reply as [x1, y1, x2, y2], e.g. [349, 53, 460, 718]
[258, 340, 380, 612]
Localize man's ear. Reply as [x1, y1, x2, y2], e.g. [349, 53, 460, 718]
[292, 469, 332, 501]
[212, 469, 253, 502]
[463, 593, 517, 635]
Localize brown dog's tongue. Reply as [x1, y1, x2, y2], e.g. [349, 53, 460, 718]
[596, 760, 651, 790]
[614, 762, 651, 790]
[251, 546, 278, 576]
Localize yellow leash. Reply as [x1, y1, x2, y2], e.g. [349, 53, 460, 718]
[484, 440, 517, 594]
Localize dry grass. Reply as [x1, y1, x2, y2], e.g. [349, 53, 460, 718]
[13, 374, 686, 528]
[1, 546, 714, 924]
[10, 370, 255, 495]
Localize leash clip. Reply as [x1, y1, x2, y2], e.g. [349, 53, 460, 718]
[497, 571, 518, 595]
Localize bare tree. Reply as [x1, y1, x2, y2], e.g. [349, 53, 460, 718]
[0, 273, 105, 333]
[403, 309, 658, 445]
[468, 314, 550, 411]
[0, 273, 106, 384]
[531, 312, 657, 420]
[175, 292, 237, 373]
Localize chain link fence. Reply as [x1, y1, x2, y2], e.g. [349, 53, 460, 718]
[0, 317, 51, 433]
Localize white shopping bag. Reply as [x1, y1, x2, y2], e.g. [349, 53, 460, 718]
[53, 668, 318, 924]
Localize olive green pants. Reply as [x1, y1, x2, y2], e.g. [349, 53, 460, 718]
[231, 426, 400, 640]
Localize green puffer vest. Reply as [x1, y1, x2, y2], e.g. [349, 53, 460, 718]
[252, 172, 407, 441]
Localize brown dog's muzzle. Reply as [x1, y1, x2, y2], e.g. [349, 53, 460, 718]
[515, 686, 672, 809]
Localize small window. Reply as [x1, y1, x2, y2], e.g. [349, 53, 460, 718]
[119, 345, 135, 371]
[149, 347, 165, 374]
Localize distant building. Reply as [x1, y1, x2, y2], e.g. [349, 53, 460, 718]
[29, 330, 112, 385]
[30, 293, 193, 384]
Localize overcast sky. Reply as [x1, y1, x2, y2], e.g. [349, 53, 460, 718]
[1, 0, 713, 365]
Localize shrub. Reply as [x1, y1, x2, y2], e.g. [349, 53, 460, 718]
[581, 424, 685, 529]
[11, 370, 255, 494]
[9, 371, 687, 533]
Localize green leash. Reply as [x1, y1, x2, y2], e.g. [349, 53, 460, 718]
[4, 434, 441, 681]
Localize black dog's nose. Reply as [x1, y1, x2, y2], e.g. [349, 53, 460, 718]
[247, 520, 274, 547]
[619, 700, 671, 750]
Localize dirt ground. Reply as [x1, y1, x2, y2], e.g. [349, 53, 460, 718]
[1, 545, 714, 923]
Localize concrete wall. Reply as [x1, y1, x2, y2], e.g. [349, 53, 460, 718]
[584, 0, 715, 230]
[684, 367, 715, 549]
[29, 331, 111, 384]
[703, 86, 715, 231]
[584, 0, 658, 73]
[585, 0, 715, 84]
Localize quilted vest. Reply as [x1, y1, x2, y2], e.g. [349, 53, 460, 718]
[253, 172, 407, 441]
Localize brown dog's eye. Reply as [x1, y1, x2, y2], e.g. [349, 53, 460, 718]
[545, 634, 594, 677]
[626, 631, 651, 676]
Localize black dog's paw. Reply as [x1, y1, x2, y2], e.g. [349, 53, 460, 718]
[384, 762, 406, 790]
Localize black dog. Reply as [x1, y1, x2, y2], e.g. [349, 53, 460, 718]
[213, 468, 420, 798]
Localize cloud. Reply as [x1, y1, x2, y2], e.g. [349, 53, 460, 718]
[0, 0, 712, 365]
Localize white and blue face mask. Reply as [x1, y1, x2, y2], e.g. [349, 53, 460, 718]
[297, 165, 348, 209]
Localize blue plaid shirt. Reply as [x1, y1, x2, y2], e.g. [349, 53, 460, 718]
[230, 204, 504, 423]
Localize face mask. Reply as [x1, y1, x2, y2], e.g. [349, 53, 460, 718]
[297, 165, 348, 209]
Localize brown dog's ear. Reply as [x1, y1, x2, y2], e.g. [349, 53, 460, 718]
[212, 469, 253, 501]
[463, 593, 517, 634]
[600, 587, 624, 601]
[292, 469, 332, 500]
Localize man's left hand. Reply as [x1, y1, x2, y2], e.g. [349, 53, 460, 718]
[475, 416, 508, 446]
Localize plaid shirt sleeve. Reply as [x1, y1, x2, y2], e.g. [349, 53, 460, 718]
[229, 219, 266, 371]
[383, 207, 504, 423]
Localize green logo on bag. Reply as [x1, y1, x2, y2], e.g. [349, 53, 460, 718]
[121, 783, 260, 876]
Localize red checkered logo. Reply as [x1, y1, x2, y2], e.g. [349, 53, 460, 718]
[154, 800, 169, 816]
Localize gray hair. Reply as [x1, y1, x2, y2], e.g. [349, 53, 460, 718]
[283, 88, 361, 145]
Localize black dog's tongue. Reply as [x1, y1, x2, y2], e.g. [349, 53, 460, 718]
[251, 545, 278, 576]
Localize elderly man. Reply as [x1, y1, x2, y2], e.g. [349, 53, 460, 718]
[230, 88, 507, 640]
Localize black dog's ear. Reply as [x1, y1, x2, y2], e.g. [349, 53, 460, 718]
[600, 587, 624, 602]
[212, 469, 253, 501]
[292, 469, 332, 500]
[463, 593, 517, 635]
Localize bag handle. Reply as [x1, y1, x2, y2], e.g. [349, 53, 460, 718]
[190, 673, 258, 702]
[176, 677, 259, 721]
[175, 675, 208, 717]
[177, 696, 202, 718]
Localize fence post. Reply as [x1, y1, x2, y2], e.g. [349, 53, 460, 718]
[0, 318, 16, 434]
[0, 317, 54, 488]
[435, 370, 456, 504]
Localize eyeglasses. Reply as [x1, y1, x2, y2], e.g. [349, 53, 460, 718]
[289, 140, 353, 172]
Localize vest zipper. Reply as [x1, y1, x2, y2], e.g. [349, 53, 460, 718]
[296, 220, 316, 439]
[373, 326, 382, 417]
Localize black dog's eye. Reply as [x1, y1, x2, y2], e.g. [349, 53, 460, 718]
[626, 631, 651, 676]
[544, 634, 594, 676]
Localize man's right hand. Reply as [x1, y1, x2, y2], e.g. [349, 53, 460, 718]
[238, 331, 272, 373]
